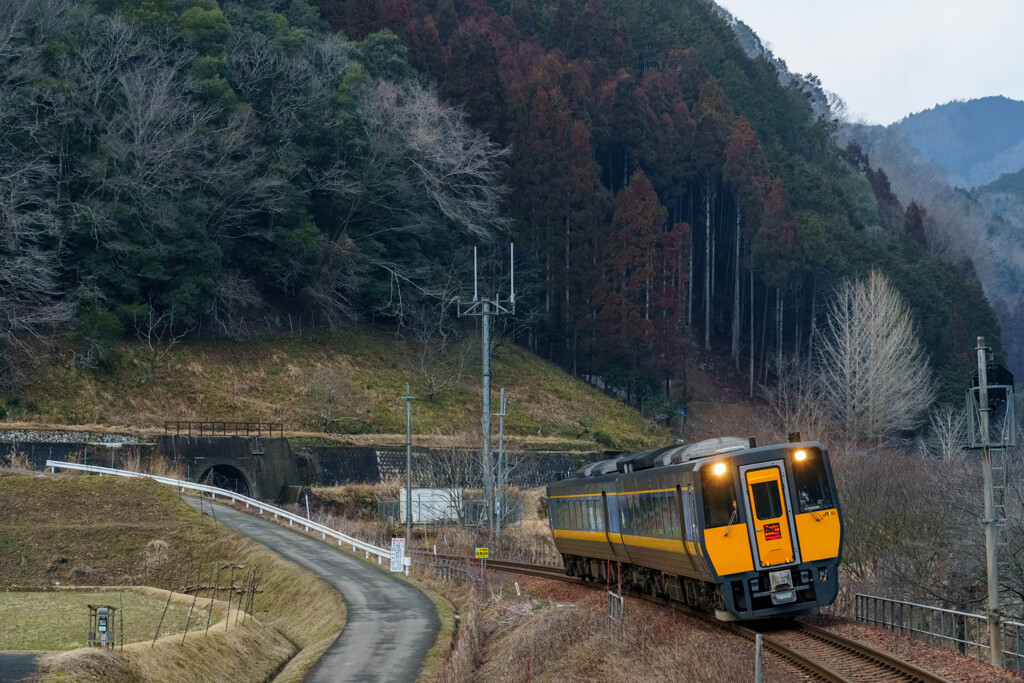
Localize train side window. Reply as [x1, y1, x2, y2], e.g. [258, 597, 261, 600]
[701, 468, 738, 528]
[557, 501, 565, 527]
[627, 496, 636, 534]
[792, 450, 834, 512]
[589, 501, 597, 531]
[637, 496, 648, 535]
[597, 501, 605, 532]
[584, 501, 592, 530]
[665, 496, 678, 539]
[620, 498, 628, 532]
[570, 501, 578, 529]
[651, 497, 664, 536]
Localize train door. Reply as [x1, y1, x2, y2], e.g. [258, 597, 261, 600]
[740, 462, 800, 569]
[603, 491, 630, 562]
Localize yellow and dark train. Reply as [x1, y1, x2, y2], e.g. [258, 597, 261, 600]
[546, 437, 842, 620]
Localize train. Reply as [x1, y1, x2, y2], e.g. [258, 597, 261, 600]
[546, 437, 842, 620]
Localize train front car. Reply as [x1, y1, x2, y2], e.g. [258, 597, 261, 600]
[701, 442, 842, 619]
[546, 438, 842, 620]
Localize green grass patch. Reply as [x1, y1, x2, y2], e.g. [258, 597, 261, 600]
[0, 590, 210, 651]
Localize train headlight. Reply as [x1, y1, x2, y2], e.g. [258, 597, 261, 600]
[794, 449, 807, 462]
[713, 462, 727, 476]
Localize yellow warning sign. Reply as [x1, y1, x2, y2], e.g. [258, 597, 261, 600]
[475, 547, 489, 559]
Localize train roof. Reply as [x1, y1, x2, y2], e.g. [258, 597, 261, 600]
[574, 436, 750, 478]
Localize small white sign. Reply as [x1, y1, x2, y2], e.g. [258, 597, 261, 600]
[390, 538, 406, 572]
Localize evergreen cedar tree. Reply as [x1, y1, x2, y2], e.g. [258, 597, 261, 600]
[314, 0, 996, 406]
[0, 0, 1001, 411]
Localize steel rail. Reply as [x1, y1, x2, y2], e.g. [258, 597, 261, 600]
[420, 552, 951, 682]
[779, 623, 953, 683]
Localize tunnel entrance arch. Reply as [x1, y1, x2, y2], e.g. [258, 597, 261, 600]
[199, 464, 252, 497]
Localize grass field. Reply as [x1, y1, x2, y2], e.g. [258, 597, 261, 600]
[1, 330, 667, 451]
[0, 590, 210, 651]
[0, 472, 345, 682]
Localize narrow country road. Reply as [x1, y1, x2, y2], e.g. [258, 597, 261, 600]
[0, 654, 38, 682]
[185, 498, 438, 683]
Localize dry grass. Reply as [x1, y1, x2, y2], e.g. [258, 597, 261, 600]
[2, 452, 33, 470]
[434, 573, 800, 683]
[2, 330, 666, 451]
[0, 473, 344, 683]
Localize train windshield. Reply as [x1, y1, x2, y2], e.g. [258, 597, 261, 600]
[792, 450, 834, 512]
[701, 468, 737, 528]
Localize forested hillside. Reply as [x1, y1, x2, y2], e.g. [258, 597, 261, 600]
[0, 0, 1000, 417]
[844, 120, 1024, 374]
[891, 96, 1024, 188]
[0, 0, 507, 384]
[316, 0, 998, 402]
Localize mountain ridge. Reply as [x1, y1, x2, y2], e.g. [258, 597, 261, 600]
[891, 95, 1024, 188]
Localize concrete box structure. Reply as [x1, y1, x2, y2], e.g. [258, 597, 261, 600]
[400, 488, 464, 524]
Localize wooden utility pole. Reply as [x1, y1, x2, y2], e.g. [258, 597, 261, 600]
[976, 337, 1003, 667]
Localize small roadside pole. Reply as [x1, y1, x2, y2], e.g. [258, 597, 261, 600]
[754, 633, 763, 683]
[400, 383, 415, 557]
[476, 547, 488, 591]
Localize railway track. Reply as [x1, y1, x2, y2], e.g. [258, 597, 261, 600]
[416, 552, 951, 683]
[724, 619, 951, 682]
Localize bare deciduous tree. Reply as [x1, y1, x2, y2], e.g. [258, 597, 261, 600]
[135, 304, 194, 385]
[817, 271, 934, 449]
[761, 358, 831, 442]
[921, 404, 968, 461]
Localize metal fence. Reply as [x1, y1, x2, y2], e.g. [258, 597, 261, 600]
[855, 593, 1024, 670]
[163, 421, 284, 438]
[378, 497, 523, 527]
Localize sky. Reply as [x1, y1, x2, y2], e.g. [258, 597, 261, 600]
[717, 1, 1024, 125]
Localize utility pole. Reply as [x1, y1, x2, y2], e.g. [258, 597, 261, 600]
[976, 337, 1003, 667]
[459, 246, 515, 539]
[400, 383, 415, 548]
[495, 388, 507, 540]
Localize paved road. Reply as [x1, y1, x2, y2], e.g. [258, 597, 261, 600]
[185, 498, 438, 682]
[0, 653, 38, 682]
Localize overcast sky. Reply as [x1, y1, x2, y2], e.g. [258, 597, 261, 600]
[717, 1, 1024, 125]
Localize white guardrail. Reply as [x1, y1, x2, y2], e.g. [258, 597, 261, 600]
[44, 460, 396, 567]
